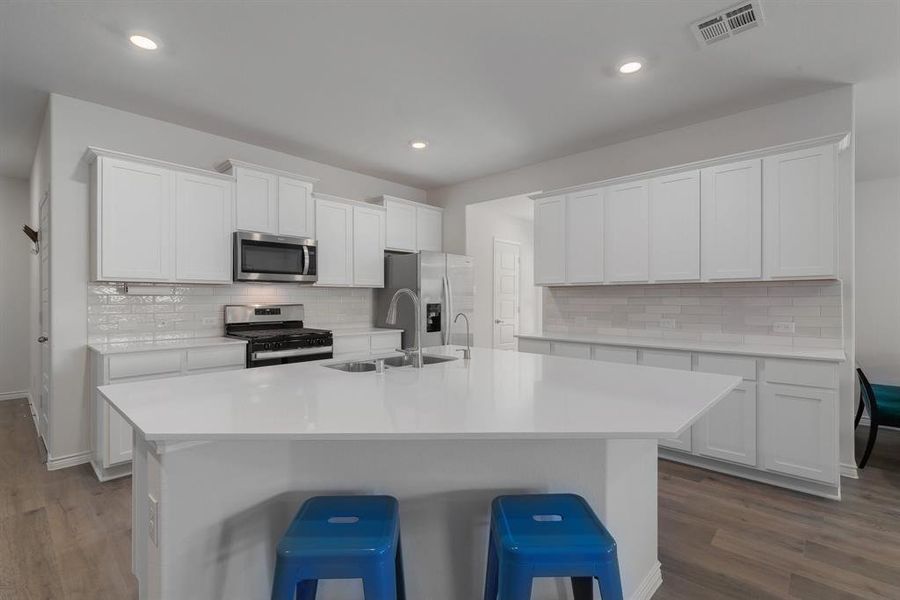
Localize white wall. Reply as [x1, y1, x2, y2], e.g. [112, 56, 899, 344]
[29, 107, 50, 440]
[856, 176, 900, 385]
[43, 94, 428, 464]
[465, 195, 538, 347]
[0, 176, 31, 398]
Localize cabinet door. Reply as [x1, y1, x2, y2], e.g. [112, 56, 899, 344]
[533, 196, 566, 285]
[693, 382, 757, 466]
[551, 342, 591, 359]
[518, 338, 551, 355]
[315, 199, 353, 286]
[417, 206, 443, 252]
[640, 350, 693, 451]
[763, 144, 837, 278]
[760, 383, 837, 484]
[700, 160, 761, 280]
[174, 172, 234, 283]
[98, 157, 173, 281]
[650, 171, 700, 282]
[353, 205, 386, 287]
[592, 345, 638, 364]
[277, 177, 315, 238]
[604, 181, 649, 282]
[565, 189, 604, 283]
[384, 199, 417, 251]
[106, 404, 133, 466]
[234, 167, 277, 233]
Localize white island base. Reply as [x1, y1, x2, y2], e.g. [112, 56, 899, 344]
[133, 435, 661, 600]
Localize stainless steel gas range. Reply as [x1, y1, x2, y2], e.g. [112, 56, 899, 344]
[224, 304, 333, 368]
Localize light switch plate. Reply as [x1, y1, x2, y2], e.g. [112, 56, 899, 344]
[773, 322, 796, 334]
[148, 494, 159, 546]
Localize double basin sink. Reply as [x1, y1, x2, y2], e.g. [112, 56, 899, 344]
[324, 353, 458, 373]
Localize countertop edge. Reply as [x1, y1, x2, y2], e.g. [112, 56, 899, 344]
[89, 337, 247, 355]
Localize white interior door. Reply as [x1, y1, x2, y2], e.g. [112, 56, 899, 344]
[493, 239, 520, 350]
[38, 192, 50, 442]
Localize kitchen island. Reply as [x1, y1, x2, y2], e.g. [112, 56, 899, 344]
[99, 346, 739, 600]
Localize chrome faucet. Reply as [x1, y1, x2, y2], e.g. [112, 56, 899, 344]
[385, 288, 424, 368]
[453, 312, 471, 360]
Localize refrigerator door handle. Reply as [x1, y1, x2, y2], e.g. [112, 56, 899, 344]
[443, 274, 453, 345]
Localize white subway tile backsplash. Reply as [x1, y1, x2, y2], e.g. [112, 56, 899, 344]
[87, 282, 375, 343]
[544, 280, 843, 350]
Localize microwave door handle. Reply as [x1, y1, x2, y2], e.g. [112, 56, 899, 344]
[302, 246, 310, 276]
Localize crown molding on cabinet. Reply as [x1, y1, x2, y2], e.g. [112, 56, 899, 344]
[376, 194, 444, 212]
[313, 192, 385, 211]
[530, 132, 850, 200]
[216, 159, 320, 184]
[85, 147, 234, 181]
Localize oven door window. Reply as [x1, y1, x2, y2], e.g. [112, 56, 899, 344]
[241, 240, 305, 275]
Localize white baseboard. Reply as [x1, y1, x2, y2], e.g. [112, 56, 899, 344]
[840, 462, 859, 479]
[0, 390, 29, 402]
[90, 459, 132, 482]
[630, 561, 663, 600]
[47, 450, 92, 471]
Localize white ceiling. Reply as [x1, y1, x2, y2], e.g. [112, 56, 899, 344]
[1, 1, 898, 187]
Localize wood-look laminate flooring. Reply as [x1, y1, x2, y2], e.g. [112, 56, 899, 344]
[1, 397, 898, 599]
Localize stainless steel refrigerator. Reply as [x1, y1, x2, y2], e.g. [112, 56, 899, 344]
[375, 252, 475, 349]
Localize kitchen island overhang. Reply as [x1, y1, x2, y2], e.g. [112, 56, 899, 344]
[100, 347, 739, 600]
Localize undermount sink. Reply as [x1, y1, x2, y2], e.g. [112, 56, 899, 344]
[324, 360, 377, 373]
[382, 354, 458, 368]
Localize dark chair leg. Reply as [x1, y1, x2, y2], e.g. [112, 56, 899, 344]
[855, 393, 865, 428]
[572, 576, 593, 600]
[395, 534, 406, 600]
[858, 421, 879, 469]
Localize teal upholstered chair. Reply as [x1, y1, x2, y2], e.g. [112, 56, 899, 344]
[855, 367, 900, 468]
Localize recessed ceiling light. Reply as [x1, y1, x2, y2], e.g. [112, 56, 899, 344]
[409, 140, 429, 150]
[618, 60, 643, 75]
[129, 34, 159, 51]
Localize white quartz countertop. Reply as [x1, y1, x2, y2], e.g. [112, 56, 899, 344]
[99, 346, 740, 443]
[88, 337, 247, 355]
[327, 327, 403, 337]
[516, 333, 846, 362]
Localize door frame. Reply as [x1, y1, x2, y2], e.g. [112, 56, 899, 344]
[492, 238, 520, 349]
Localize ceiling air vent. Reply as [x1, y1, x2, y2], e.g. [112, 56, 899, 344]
[692, 1, 764, 47]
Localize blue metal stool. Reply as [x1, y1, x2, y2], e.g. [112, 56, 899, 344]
[271, 495, 406, 600]
[484, 494, 623, 600]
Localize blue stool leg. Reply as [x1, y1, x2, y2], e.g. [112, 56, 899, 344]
[483, 530, 499, 600]
[362, 562, 398, 600]
[572, 576, 593, 599]
[271, 559, 298, 600]
[595, 560, 623, 600]
[395, 534, 406, 600]
[297, 579, 318, 600]
[497, 565, 532, 600]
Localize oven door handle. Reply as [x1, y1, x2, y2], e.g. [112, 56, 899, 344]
[302, 246, 310, 276]
[251, 346, 332, 361]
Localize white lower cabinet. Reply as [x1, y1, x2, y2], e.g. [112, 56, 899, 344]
[693, 382, 757, 466]
[593, 345, 638, 364]
[551, 342, 591, 360]
[517, 338, 551, 355]
[333, 332, 402, 357]
[90, 343, 246, 481]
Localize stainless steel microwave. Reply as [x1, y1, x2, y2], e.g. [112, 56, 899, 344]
[233, 231, 318, 283]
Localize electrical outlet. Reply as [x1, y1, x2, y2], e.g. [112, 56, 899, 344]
[202, 316, 217, 326]
[773, 322, 796, 334]
[148, 494, 159, 546]
[659, 318, 677, 329]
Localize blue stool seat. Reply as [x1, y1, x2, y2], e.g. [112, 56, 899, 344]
[484, 494, 623, 600]
[272, 495, 405, 600]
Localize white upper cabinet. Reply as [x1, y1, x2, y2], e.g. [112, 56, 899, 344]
[316, 195, 386, 288]
[315, 198, 353, 286]
[534, 195, 567, 285]
[565, 188, 604, 284]
[220, 160, 319, 238]
[604, 180, 649, 283]
[95, 156, 173, 282]
[763, 144, 837, 278]
[650, 171, 700, 282]
[174, 172, 234, 283]
[353, 205, 386, 287]
[701, 159, 762, 280]
[233, 166, 277, 233]
[374, 196, 443, 253]
[416, 205, 443, 252]
[277, 176, 315, 239]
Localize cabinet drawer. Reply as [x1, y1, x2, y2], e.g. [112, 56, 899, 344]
[592, 345, 637, 364]
[186, 346, 246, 372]
[640, 349, 691, 370]
[108, 352, 182, 380]
[518, 339, 551, 355]
[552, 342, 592, 360]
[764, 359, 835, 389]
[370, 333, 401, 352]
[697, 354, 757, 381]
[333, 335, 371, 356]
